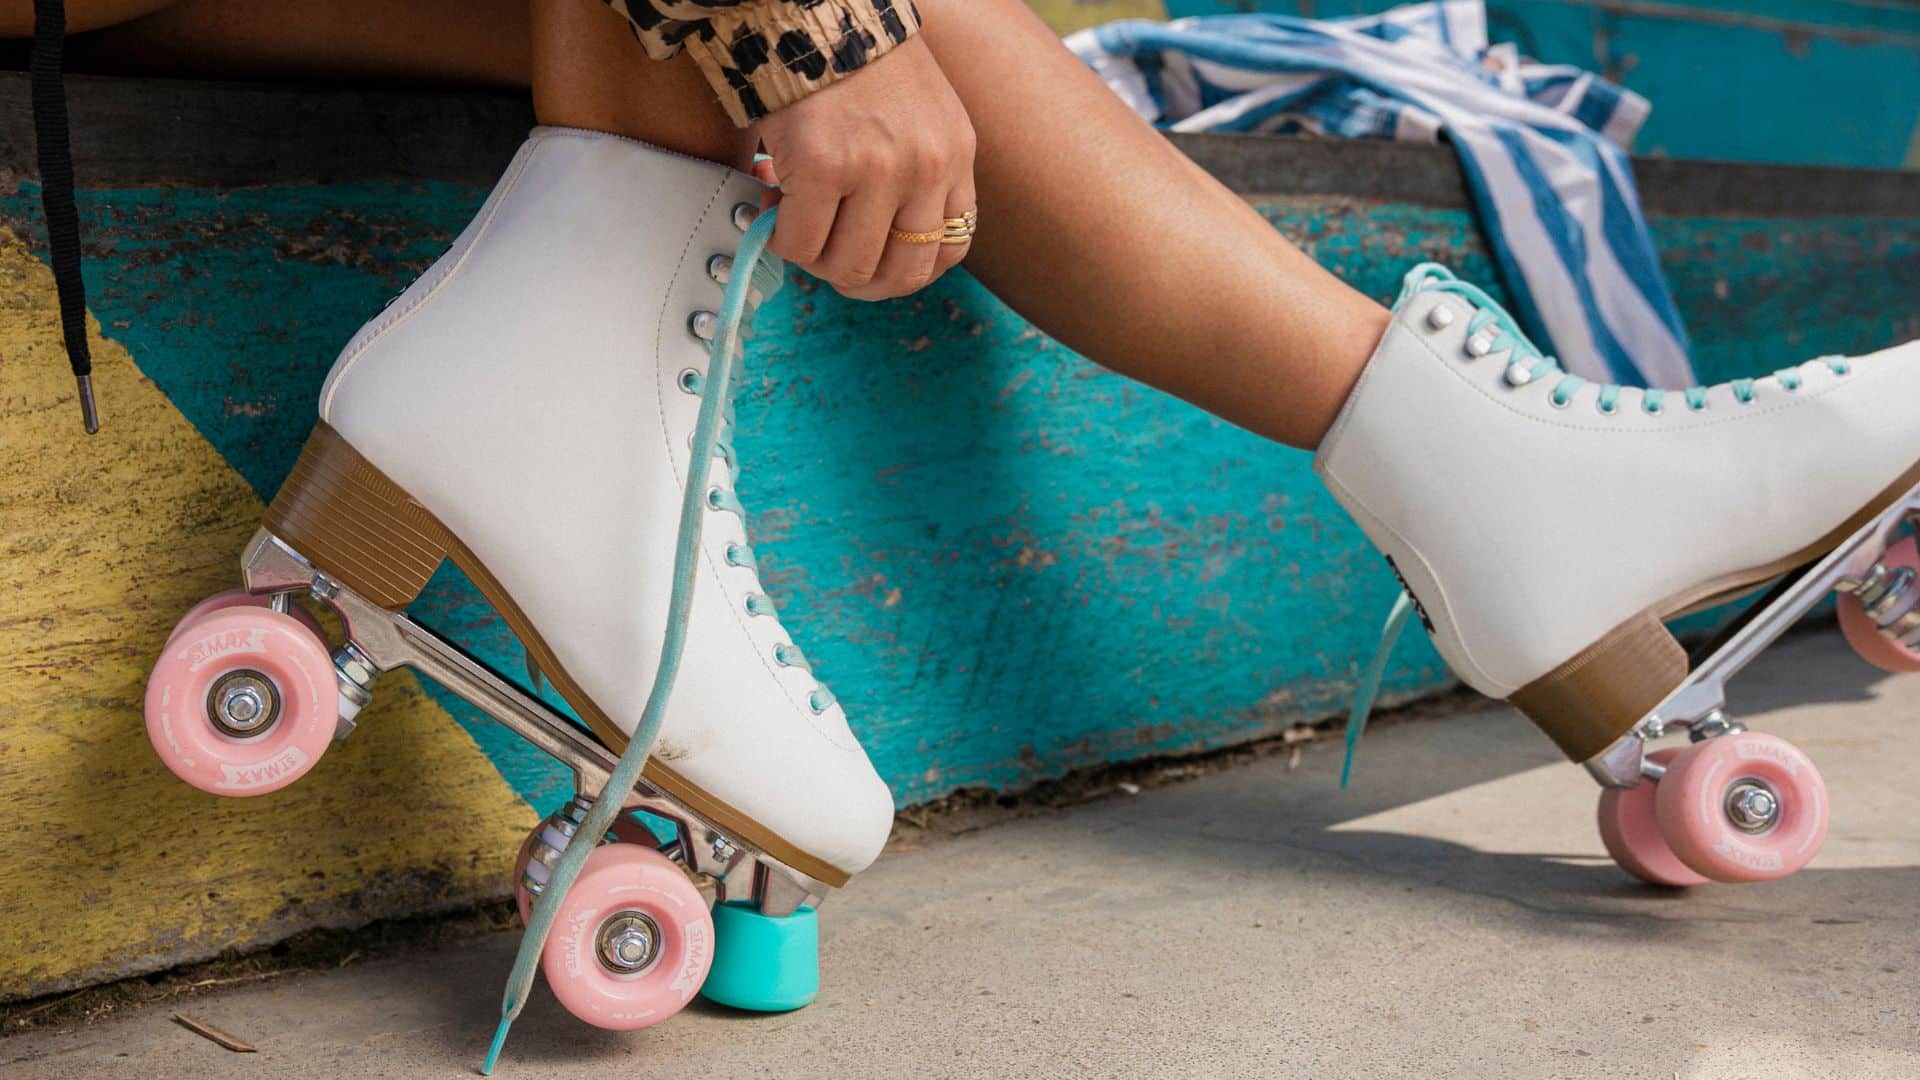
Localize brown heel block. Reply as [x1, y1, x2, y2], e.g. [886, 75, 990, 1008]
[1508, 610, 1689, 762]
[263, 422, 454, 609]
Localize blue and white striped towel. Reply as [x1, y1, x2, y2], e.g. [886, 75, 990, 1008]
[1068, 1, 1693, 388]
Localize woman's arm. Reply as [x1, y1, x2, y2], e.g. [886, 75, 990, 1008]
[605, 0, 920, 126]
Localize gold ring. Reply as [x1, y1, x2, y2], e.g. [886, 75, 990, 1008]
[887, 226, 944, 245]
[892, 209, 978, 246]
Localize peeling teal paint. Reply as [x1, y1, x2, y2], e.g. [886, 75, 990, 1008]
[6, 181, 1915, 811]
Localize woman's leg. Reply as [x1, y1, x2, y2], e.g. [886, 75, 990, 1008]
[530, 0, 754, 168]
[14, 0, 1383, 449]
[922, 0, 1388, 450]
[4, 0, 530, 86]
[531, 0, 1385, 450]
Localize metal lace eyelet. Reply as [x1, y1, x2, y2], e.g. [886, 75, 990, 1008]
[688, 310, 717, 342]
[1549, 390, 1573, 410]
[678, 368, 702, 395]
[807, 691, 830, 714]
[1597, 400, 1617, 415]
[708, 254, 733, 285]
[731, 203, 758, 232]
[706, 488, 724, 510]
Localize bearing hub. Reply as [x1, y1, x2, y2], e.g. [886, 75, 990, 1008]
[206, 670, 280, 737]
[595, 912, 662, 974]
[1724, 779, 1781, 833]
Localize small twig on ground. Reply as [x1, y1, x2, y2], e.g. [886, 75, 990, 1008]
[171, 1012, 256, 1053]
[184, 970, 284, 991]
[8, 989, 88, 1021]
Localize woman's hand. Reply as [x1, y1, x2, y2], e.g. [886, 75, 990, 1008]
[752, 35, 976, 302]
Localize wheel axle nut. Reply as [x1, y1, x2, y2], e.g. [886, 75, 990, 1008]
[1726, 782, 1780, 832]
[207, 671, 280, 737]
[596, 913, 662, 974]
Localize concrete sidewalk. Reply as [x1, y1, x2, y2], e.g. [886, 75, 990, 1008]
[7, 630, 1918, 1078]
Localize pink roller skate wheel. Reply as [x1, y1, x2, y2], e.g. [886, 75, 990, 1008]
[1838, 537, 1920, 673]
[145, 607, 339, 797]
[516, 816, 666, 926]
[166, 589, 325, 649]
[541, 844, 714, 1031]
[1655, 732, 1828, 884]
[1596, 748, 1709, 887]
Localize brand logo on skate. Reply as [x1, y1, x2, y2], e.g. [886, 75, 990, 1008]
[216, 746, 310, 791]
[1733, 740, 1801, 776]
[1385, 556, 1436, 634]
[671, 923, 714, 999]
[1712, 837, 1782, 872]
[186, 628, 270, 672]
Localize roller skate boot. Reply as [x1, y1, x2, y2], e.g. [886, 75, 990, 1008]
[143, 127, 893, 1061]
[1320, 264, 1920, 887]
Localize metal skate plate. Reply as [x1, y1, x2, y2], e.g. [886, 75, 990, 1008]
[1585, 484, 1920, 788]
[239, 529, 830, 915]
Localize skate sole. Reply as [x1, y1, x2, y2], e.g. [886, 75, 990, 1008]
[263, 421, 852, 889]
[1510, 457, 1920, 762]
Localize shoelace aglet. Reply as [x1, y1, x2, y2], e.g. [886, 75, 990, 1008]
[480, 1014, 511, 1075]
[75, 373, 98, 434]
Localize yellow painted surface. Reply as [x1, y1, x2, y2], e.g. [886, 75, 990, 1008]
[0, 230, 537, 1001]
[1028, 0, 1167, 36]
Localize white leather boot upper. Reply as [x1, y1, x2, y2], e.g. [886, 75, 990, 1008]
[317, 127, 894, 878]
[1317, 265, 1920, 700]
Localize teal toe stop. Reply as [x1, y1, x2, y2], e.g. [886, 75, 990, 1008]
[701, 901, 820, 1012]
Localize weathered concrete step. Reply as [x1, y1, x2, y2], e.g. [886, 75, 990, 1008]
[0, 72, 1914, 1006]
[6, 631, 1916, 1079]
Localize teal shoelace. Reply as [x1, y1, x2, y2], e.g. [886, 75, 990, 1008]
[1339, 265, 1850, 788]
[484, 206, 788, 1074]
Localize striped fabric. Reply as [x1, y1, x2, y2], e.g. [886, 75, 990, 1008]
[1068, 1, 1693, 388]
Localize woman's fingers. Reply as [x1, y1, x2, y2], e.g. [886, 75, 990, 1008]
[814, 185, 898, 296]
[846, 189, 948, 302]
[767, 181, 839, 268]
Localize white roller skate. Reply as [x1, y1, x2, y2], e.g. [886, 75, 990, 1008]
[143, 127, 894, 1065]
[1322, 264, 1920, 887]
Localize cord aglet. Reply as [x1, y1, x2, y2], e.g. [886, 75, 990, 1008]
[75, 373, 98, 434]
[479, 1014, 511, 1076]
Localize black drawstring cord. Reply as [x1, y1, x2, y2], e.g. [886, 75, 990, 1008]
[30, 0, 98, 433]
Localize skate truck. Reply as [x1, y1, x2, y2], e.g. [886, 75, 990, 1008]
[1578, 486, 1920, 887]
[143, 205, 816, 1071]
[1340, 479, 1920, 888]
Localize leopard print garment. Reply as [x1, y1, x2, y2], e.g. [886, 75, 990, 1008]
[604, 0, 924, 126]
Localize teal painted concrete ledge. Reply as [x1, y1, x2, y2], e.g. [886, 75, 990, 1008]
[4, 107, 1916, 813]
